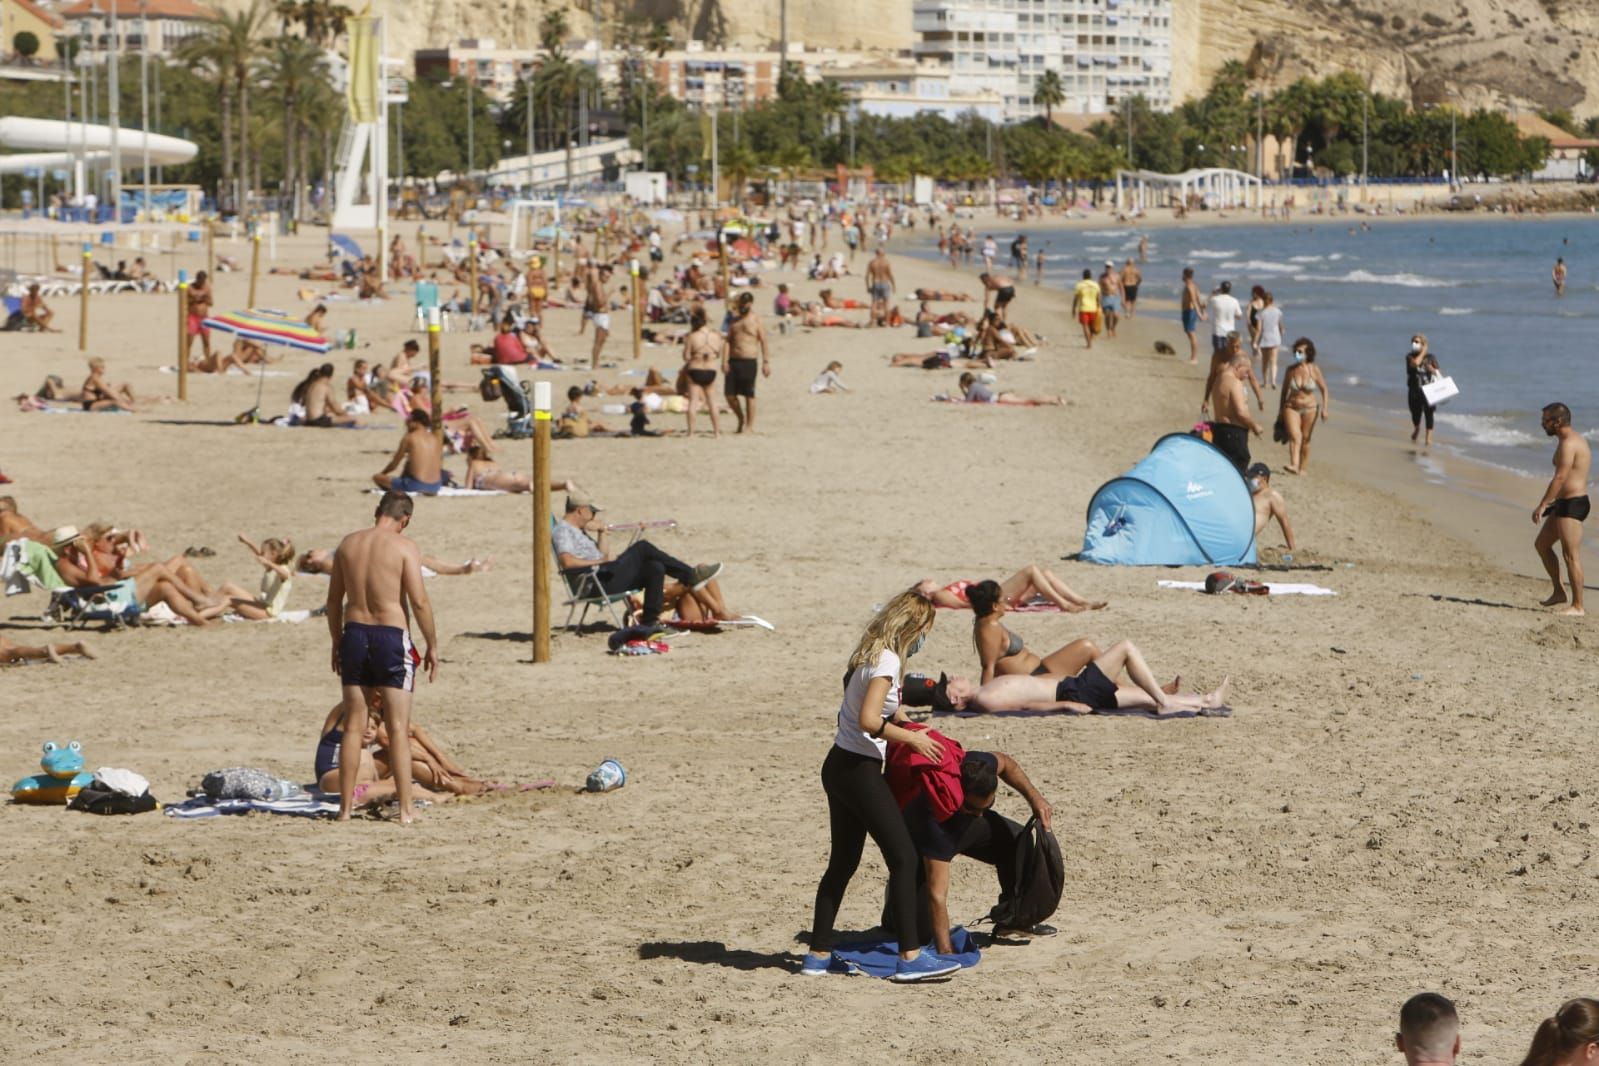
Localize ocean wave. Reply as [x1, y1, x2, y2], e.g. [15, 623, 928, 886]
[1370, 305, 1408, 312]
[1342, 374, 1362, 386]
[1437, 307, 1475, 315]
[1085, 246, 1111, 253]
[1435, 412, 1539, 447]
[1081, 230, 1127, 237]
[1288, 254, 1324, 263]
[1295, 269, 1460, 288]
[1220, 259, 1300, 274]
[1188, 249, 1237, 259]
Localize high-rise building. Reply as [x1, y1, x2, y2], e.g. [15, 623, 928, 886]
[912, 0, 1172, 122]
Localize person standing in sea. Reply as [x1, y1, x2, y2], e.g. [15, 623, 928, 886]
[1533, 402, 1590, 616]
[1180, 268, 1205, 365]
[1553, 257, 1567, 297]
[1121, 257, 1141, 317]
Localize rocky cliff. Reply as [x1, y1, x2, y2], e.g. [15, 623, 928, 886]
[217, 0, 1599, 118]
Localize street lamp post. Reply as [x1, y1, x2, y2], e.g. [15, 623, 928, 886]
[525, 68, 535, 193]
[466, 71, 475, 176]
[107, 0, 121, 217]
[140, 9, 151, 220]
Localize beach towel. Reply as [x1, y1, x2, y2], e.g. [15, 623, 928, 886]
[2, 539, 66, 595]
[830, 928, 981, 978]
[662, 615, 776, 632]
[1157, 580, 1335, 596]
[163, 794, 341, 819]
[364, 486, 508, 497]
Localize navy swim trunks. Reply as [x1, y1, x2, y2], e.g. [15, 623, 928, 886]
[339, 622, 418, 691]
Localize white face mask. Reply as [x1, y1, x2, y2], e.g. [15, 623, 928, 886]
[1248, 478, 1262, 492]
[1410, 341, 1422, 353]
[907, 633, 926, 658]
[1293, 350, 1305, 362]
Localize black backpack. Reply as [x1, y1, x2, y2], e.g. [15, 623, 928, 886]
[989, 816, 1064, 930]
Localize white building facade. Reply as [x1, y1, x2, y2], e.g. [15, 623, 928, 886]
[912, 0, 1172, 122]
[819, 64, 1004, 123]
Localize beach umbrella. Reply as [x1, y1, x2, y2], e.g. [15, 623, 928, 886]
[201, 308, 332, 353]
[649, 207, 684, 222]
[533, 224, 571, 240]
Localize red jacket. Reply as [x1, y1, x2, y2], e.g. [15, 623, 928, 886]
[885, 721, 966, 822]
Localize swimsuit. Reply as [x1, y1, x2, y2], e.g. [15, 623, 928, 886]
[687, 367, 717, 388]
[1209, 422, 1250, 473]
[338, 621, 419, 691]
[724, 356, 759, 398]
[315, 727, 342, 779]
[995, 285, 1016, 306]
[390, 474, 442, 495]
[1182, 308, 1199, 332]
[1545, 495, 1592, 521]
[1054, 662, 1118, 710]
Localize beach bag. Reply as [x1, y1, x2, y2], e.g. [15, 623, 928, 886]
[479, 373, 502, 402]
[69, 785, 157, 815]
[988, 816, 1065, 931]
[556, 411, 591, 438]
[200, 767, 301, 801]
[884, 721, 965, 821]
[1272, 416, 1289, 444]
[1420, 376, 1459, 407]
[1205, 571, 1268, 595]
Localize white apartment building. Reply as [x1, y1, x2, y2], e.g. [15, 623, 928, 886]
[819, 64, 1004, 122]
[912, 0, 1172, 121]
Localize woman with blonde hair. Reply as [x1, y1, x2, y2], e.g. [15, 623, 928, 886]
[1518, 998, 1599, 1066]
[1405, 332, 1442, 447]
[804, 580, 964, 982]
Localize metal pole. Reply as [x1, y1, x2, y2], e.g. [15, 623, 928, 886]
[153, 58, 162, 185]
[531, 380, 552, 663]
[206, 220, 214, 280]
[108, 0, 122, 216]
[140, 11, 150, 219]
[717, 233, 729, 297]
[467, 233, 479, 329]
[177, 271, 189, 401]
[466, 74, 474, 176]
[525, 73, 534, 192]
[641, 71, 649, 172]
[1450, 111, 1457, 190]
[78, 243, 91, 351]
[248, 230, 260, 307]
[427, 308, 443, 445]
[630, 258, 641, 359]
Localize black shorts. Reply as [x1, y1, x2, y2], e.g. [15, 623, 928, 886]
[1545, 495, 1592, 522]
[724, 357, 759, 398]
[1210, 422, 1250, 473]
[1055, 662, 1118, 710]
[995, 285, 1016, 307]
[687, 367, 717, 388]
[338, 622, 418, 691]
[1124, 283, 1139, 302]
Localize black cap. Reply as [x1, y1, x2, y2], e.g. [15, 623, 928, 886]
[930, 673, 955, 714]
[900, 672, 938, 708]
[1246, 462, 1271, 481]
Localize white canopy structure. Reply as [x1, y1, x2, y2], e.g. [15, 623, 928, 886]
[1115, 167, 1262, 213]
[0, 117, 198, 191]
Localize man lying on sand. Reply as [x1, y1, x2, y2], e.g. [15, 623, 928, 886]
[930, 640, 1231, 717]
[0, 635, 96, 665]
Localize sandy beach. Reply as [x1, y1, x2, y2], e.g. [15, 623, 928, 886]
[1, 220, 1593, 1063]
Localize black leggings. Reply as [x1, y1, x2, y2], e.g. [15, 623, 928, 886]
[811, 745, 920, 954]
[1408, 387, 1435, 431]
[595, 539, 695, 624]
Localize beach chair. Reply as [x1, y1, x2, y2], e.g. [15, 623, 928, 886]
[46, 580, 143, 630]
[551, 519, 637, 630]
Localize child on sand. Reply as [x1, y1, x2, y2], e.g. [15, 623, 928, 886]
[211, 534, 295, 620]
[810, 361, 849, 394]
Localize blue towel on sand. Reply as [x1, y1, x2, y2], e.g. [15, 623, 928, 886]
[163, 793, 340, 820]
[830, 928, 981, 978]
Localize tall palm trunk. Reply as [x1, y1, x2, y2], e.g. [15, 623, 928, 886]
[219, 85, 235, 210]
[283, 96, 297, 222]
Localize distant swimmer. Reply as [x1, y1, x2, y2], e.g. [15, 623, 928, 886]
[1533, 402, 1590, 616]
[1553, 256, 1568, 297]
[1138, 233, 1149, 263]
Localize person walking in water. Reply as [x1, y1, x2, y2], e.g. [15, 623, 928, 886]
[1533, 402, 1590, 616]
[327, 490, 440, 822]
[1553, 257, 1568, 297]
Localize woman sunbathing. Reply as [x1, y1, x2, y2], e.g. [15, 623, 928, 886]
[53, 526, 220, 627]
[800, 302, 865, 329]
[80, 357, 142, 412]
[960, 579, 1100, 684]
[947, 372, 1063, 406]
[934, 567, 1106, 614]
[889, 350, 990, 370]
[933, 640, 1232, 717]
[465, 444, 577, 493]
[914, 289, 974, 301]
[0, 635, 96, 665]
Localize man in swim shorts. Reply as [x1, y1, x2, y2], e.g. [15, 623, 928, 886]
[373, 410, 445, 495]
[865, 248, 896, 328]
[930, 639, 1230, 716]
[1181, 267, 1205, 365]
[724, 291, 770, 433]
[588, 264, 613, 369]
[327, 490, 439, 822]
[978, 272, 1017, 324]
[1533, 401, 1590, 615]
[1208, 356, 1261, 474]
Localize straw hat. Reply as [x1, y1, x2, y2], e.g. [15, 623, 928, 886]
[49, 525, 80, 548]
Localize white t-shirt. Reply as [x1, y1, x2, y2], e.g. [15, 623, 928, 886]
[1208, 292, 1242, 337]
[1256, 305, 1283, 348]
[833, 649, 902, 760]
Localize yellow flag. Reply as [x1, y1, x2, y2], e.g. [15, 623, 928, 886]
[346, 16, 378, 124]
[701, 112, 712, 160]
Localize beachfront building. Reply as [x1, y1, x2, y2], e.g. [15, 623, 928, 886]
[58, 0, 216, 58]
[912, 0, 1173, 122]
[818, 63, 1004, 122]
[2, 0, 63, 65]
[1513, 113, 1599, 182]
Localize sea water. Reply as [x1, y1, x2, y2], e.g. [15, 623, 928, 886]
[920, 216, 1599, 476]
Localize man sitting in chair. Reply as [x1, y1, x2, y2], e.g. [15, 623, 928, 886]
[552, 493, 721, 627]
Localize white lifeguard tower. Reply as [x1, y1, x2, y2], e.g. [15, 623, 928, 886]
[330, 15, 401, 238]
[1115, 168, 1263, 214]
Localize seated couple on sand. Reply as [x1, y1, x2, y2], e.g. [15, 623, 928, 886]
[316, 693, 548, 808]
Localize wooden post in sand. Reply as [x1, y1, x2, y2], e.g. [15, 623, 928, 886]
[717, 233, 730, 299]
[205, 220, 215, 280]
[630, 258, 641, 360]
[176, 272, 189, 401]
[531, 380, 552, 663]
[467, 233, 479, 331]
[427, 307, 443, 446]
[77, 242, 90, 351]
[247, 230, 261, 308]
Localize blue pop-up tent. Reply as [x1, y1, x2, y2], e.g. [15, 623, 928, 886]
[1081, 433, 1256, 566]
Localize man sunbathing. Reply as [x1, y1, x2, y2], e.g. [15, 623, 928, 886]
[931, 640, 1231, 717]
[914, 288, 974, 302]
[0, 634, 96, 665]
[0, 496, 48, 544]
[374, 410, 445, 495]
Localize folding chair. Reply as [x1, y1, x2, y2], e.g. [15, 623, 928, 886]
[550, 518, 637, 630]
[46, 580, 143, 630]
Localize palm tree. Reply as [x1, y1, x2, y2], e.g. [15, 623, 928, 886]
[175, 33, 234, 208]
[186, 0, 267, 213]
[1032, 70, 1065, 124]
[646, 20, 672, 58]
[260, 35, 328, 222]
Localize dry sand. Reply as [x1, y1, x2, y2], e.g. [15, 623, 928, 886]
[1, 221, 1592, 1063]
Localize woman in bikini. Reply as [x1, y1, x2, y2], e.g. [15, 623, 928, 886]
[465, 442, 537, 492]
[80, 357, 139, 412]
[1278, 336, 1330, 475]
[316, 693, 514, 803]
[526, 256, 549, 318]
[933, 565, 1106, 613]
[966, 579, 1100, 685]
[680, 304, 725, 438]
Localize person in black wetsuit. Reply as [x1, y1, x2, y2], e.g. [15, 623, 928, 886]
[1405, 333, 1442, 446]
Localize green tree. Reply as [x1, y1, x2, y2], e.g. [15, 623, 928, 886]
[180, 0, 268, 212]
[259, 35, 329, 221]
[1032, 70, 1064, 124]
[13, 31, 39, 59]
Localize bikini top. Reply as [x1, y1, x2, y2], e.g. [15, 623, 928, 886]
[1002, 627, 1025, 658]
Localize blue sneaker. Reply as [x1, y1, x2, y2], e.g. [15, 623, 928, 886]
[891, 951, 961, 983]
[800, 952, 834, 976]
